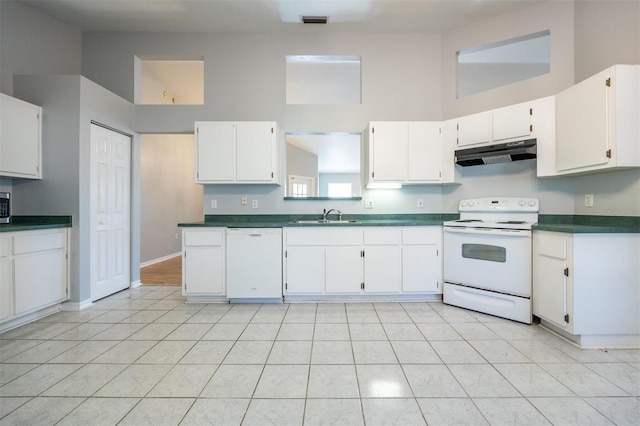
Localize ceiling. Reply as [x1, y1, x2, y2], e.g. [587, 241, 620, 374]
[18, 0, 544, 33]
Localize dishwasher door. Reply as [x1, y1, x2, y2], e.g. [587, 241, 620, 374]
[226, 228, 283, 300]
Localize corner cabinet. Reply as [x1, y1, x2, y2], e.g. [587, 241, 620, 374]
[533, 230, 640, 348]
[366, 121, 444, 185]
[555, 64, 639, 175]
[182, 228, 226, 302]
[195, 121, 279, 184]
[0, 93, 42, 179]
[1, 228, 69, 331]
[283, 226, 442, 299]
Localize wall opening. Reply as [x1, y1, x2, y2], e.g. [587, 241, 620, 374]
[135, 56, 204, 105]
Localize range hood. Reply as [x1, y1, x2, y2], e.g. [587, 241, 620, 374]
[455, 139, 537, 167]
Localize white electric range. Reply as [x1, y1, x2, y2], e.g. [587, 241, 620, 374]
[442, 197, 539, 323]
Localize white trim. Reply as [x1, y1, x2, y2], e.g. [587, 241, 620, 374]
[62, 299, 94, 311]
[130, 280, 141, 288]
[140, 252, 181, 268]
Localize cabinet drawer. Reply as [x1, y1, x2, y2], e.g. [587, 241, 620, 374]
[0, 237, 10, 257]
[537, 234, 567, 259]
[13, 230, 66, 255]
[364, 229, 401, 245]
[286, 228, 362, 246]
[402, 227, 440, 245]
[184, 230, 224, 247]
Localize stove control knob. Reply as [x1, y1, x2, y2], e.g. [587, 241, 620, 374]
[519, 199, 526, 206]
[468, 201, 475, 207]
[528, 200, 537, 207]
[460, 201, 467, 207]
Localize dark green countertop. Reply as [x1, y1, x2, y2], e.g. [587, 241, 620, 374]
[0, 216, 72, 232]
[179, 214, 459, 228]
[534, 215, 640, 233]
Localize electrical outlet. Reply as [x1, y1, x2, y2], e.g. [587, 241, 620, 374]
[585, 194, 594, 207]
[211, 199, 217, 209]
[241, 195, 248, 205]
[417, 199, 424, 208]
[252, 200, 258, 209]
[364, 199, 374, 209]
[175, 233, 179, 240]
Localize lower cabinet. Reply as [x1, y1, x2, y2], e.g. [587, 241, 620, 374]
[182, 228, 225, 300]
[284, 227, 441, 298]
[1, 228, 69, 328]
[533, 230, 640, 348]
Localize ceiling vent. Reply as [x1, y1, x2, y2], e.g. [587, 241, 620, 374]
[301, 16, 328, 24]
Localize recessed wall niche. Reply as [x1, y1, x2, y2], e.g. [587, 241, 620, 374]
[134, 56, 204, 105]
[286, 55, 361, 105]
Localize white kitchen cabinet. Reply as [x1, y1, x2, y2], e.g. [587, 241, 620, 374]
[284, 226, 442, 299]
[533, 230, 640, 348]
[363, 229, 402, 294]
[182, 228, 225, 300]
[366, 121, 442, 185]
[195, 121, 279, 184]
[402, 228, 442, 293]
[284, 228, 363, 296]
[555, 65, 639, 175]
[0, 228, 69, 330]
[455, 111, 491, 147]
[0, 93, 42, 179]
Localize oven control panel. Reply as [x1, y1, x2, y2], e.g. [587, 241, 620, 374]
[458, 197, 538, 212]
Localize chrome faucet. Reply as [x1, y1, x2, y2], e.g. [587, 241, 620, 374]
[322, 208, 342, 221]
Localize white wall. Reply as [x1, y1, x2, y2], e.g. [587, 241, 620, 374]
[140, 134, 203, 263]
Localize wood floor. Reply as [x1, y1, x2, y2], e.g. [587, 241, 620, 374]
[140, 256, 182, 286]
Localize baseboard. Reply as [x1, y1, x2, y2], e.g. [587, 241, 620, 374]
[140, 252, 181, 268]
[130, 280, 141, 288]
[62, 298, 94, 311]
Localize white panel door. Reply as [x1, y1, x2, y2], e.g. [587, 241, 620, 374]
[403, 245, 439, 293]
[456, 111, 491, 147]
[285, 246, 325, 294]
[492, 102, 532, 142]
[91, 124, 131, 301]
[325, 247, 362, 294]
[236, 122, 275, 182]
[364, 246, 401, 293]
[184, 247, 225, 295]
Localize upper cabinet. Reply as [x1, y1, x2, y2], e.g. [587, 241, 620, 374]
[0, 93, 42, 179]
[452, 100, 537, 149]
[195, 121, 279, 184]
[366, 121, 444, 185]
[554, 65, 639, 175]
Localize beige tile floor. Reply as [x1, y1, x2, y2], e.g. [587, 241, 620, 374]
[1, 285, 638, 425]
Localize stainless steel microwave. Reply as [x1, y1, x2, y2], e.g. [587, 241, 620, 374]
[0, 192, 10, 223]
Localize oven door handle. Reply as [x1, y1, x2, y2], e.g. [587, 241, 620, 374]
[443, 226, 531, 237]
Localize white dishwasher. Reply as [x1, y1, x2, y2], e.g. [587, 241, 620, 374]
[226, 228, 283, 302]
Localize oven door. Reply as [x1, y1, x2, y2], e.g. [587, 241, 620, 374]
[443, 226, 532, 297]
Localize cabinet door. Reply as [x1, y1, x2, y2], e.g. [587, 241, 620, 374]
[492, 103, 532, 142]
[364, 246, 401, 293]
[533, 233, 570, 328]
[0, 94, 41, 179]
[556, 70, 610, 172]
[0, 258, 12, 320]
[285, 246, 325, 294]
[408, 122, 441, 182]
[236, 122, 276, 182]
[183, 247, 225, 295]
[403, 245, 440, 293]
[14, 250, 67, 315]
[456, 111, 491, 147]
[370, 122, 408, 181]
[326, 247, 363, 294]
[195, 122, 235, 182]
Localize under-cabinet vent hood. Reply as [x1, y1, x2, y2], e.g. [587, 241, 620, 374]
[455, 139, 537, 167]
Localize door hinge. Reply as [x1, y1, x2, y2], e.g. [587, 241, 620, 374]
[285, 283, 288, 290]
[530, 124, 533, 132]
[285, 251, 287, 258]
[361, 283, 365, 290]
[529, 108, 533, 116]
[439, 171, 442, 178]
[371, 172, 375, 178]
[606, 149, 612, 158]
[271, 127, 274, 133]
[361, 250, 365, 257]
[606, 78, 611, 87]
[372, 127, 375, 134]
[564, 267, 569, 277]
[271, 172, 274, 178]
[564, 313, 570, 323]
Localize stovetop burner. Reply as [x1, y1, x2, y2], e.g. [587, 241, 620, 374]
[496, 220, 527, 224]
[455, 219, 483, 223]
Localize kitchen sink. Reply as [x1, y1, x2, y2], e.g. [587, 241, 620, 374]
[290, 219, 360, 224]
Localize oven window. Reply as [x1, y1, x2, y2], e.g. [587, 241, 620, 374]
[462, 244, 506, 263]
